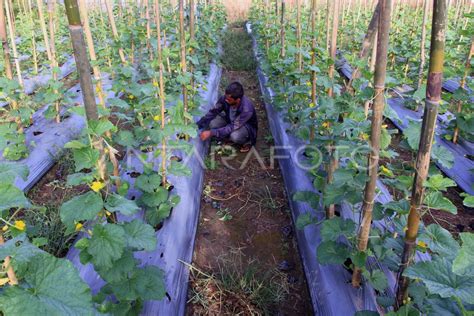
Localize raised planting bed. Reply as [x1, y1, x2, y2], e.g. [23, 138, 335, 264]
[65, 62, 222, 316]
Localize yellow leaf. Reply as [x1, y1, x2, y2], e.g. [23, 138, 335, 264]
[14, 220, 26, 231]
[2, 225, 8, 232]
[105, 211, 112, 216]
[153, 115, 161, 122]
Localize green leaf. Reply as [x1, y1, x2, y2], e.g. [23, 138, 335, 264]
[0, 253, 95, 315]
[64, 140, 87, 149]
[140, 187, 169, 208]
[386, 305, 420, 316]
[462, 194, 474, 208]
[352, 251, 368, 268]
[292, 191, 320, 209]
[320, 217, 356, 242]
[424, 191, 457, 214]
[110, 266, 165, 301]
[0, 182, 30, 211]
[405, 120, 421, 150]
[168, 160, 192, 177]
[425, 174, 456, 191]
[87, 224, 125, 269]
[135, 173, 162, 193]
[97, 251, 137, 283]
[295, 213, 315, 230]
[66, 172, 94, 186]
[60, 192, 103, 228]
[404, 258, 474, 304]
[72, 147, 100, 172]
[0, 162, 28, 182]
[316, 241, 349, 265]
[419, 224, 459, 259]
[453, 233, 474, 277]
[146, 203, 172, 226]
[0, 234, 43, 264]
[122, 220, 156, 252]
[88, 119, 115, 136]
[104, 194, 140, 216]
[115, 130, 135, 147]
[363, 269, 388, 292]
[355, 311, 379, 316]
[431, 145, 454, 169]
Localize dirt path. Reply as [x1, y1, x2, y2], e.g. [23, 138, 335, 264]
[187, 25, 312, 315]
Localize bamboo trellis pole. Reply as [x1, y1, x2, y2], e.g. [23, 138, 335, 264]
[47, 0, 60, 123]
[154, 0, 167, 186]
[417, 0, 430, 90]
[27, 0, 38, 74]
[36, 0, 52, 63]
[352, 0, 392, 287]
[179, 0, 188, 119]
[104, 0, 127, 64]
[395, 0, 447, 308]
[4, 0, 23, 87]
[0, 0, 22, 132]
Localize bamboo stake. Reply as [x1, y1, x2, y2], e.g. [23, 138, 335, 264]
[328, 0, 339, 96]
[27, 0, 38, 74]
[325, 0, 331, 50]
[349, 2, 380, 86]
[36, 0, 52, 63]
[453, 38, 473, 144]
[395, 0, 447, 308]
[78, 0, 120, 188]
[154, 0, 167, 186]
[0, 0, 22, 132]
[4, 0, 22, 87]
[104, 0, 126, 64]
[280, 0, 286, 57]
[352, 0, 392, 287]
[369, 29, 377, 72]
[309, 0, 317, 141]
[145, 0, 152, 58]
[417, 0, 430, 90]
[179, 0, 188, 119]
[47, 0, 61, 123]
[296, 0, 302, 71]
[64, 0, 107, 181]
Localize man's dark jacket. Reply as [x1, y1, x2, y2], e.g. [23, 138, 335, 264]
[197, 95, 258, 145]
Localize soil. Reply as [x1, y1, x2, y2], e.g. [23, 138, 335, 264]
[187, 27, 313, 316]
[380, 120, 474, 236]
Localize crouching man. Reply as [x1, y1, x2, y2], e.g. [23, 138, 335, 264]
[197, 81, 258, 153]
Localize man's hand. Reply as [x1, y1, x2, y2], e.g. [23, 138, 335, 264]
[200, 130, 212, 141]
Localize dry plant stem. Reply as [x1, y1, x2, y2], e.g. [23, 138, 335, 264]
[65, 0, 107, 181]
[78, 0, 120, 188]
[0, 235, 18, 285]
[352, 0, 392, 288]
[395, 0, 447, 308]
[453, 39, 473, 144]
[154, 0, 167, 186]
[104, 0, 127, 64]
[179, 0, 188, 120]
[4, 0, 22, 86]
[417, 0, 430, 91]
[0, 0, 22, 132]
[309, 0, 317, 142]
